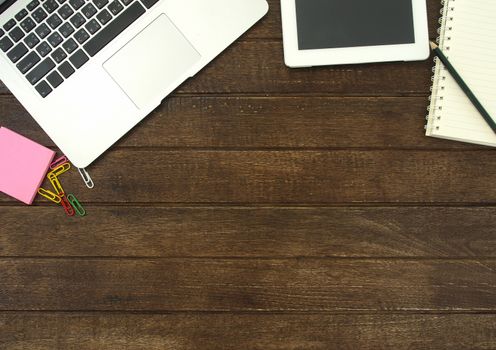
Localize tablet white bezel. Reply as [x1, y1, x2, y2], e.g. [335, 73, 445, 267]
[281, 0, 430, 67]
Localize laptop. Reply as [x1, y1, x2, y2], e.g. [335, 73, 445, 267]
[0, 0, 268, 167]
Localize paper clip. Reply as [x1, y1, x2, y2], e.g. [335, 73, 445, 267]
[50, 155, 68, 169]
[67, 194, 86, 217]
[48, 173, 65, 196]
[60, 196, 75, 216]
[38, 188, 62, 204]
[48, 162, 71, 177]
[78, 168, 94, 189]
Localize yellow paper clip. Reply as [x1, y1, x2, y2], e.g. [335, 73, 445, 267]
[48, 173, 65, 196]
[67, 194, 86, 217]
[38, 188, 62, 204]
[48, 162, 71, 177]
[60, 196, 75, 216]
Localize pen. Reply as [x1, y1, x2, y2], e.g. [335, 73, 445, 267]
[430, 41, 496, 134]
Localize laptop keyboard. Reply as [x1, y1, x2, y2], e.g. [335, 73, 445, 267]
[0, 0, 158, 97]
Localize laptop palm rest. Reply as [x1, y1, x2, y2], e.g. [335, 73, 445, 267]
[103, 14, 201, 109]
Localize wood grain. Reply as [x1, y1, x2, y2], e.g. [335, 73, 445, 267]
[0, 0, 492, 347]
[1, 259, 496, 311]
[1, 313, 494, 350]
[1, 95, 484, 150]
[1, 207, 496, 258]
[1, 149, 493, 204]
[0, 43, 433, 96]
[0, 0, 441, 95]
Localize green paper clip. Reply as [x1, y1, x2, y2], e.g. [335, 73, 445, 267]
[67, 194, 86, 217]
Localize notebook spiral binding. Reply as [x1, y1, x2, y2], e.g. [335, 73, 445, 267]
[425, 0, 455, 134]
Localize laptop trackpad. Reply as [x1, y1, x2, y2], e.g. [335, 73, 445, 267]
[103, 14, 201, 108]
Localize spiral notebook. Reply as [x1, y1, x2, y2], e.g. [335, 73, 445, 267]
[426, 0, 496, 147]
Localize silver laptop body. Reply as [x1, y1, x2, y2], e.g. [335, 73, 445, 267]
[0, 0, 268, 167]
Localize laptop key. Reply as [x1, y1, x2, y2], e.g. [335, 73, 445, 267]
[9, 27, 25, 42]
[36, 41, 52, 56]
[121, 0, 133, 6]
[69, 49, 88, 68]
[96, 9, 111, 25]
[27, 0, 40, 11]
[24, 32, 40, 48]
[108, 0, 123, 15]
[69, 0, 85, 10]
[59, 22, 75, 37]
[58, 4, 74, 20]
[84, 2, 145, 57]
[7, 42, 28, 63]
[20, 17, 36, 33]
[32, 8, 48, 23]
[35, 23, 51, 39]
[47, 14, 63, 29]
[48, 31, 63, 47]
[70, 13, 86, 28]
[82, 3, 97, 18]
[47, 70, 63, 88]
[141, 0, 158, 9]
[74, 28, 89, 44]
[3, 19, 16, 32]
[43, 0, 59, 13]
[15, 9, 29, 21]
[35, 80, 52, 97]
[85, 19, 100, 35]
[17, 51, 41, 73]
[26, 57, 55, 85]
[62, 37, 77, 53]
[51, 47, 67, 63]
[0, 36, 13, 52]
[0, 29, 4, 37]
[93, 0, 108, 9]
[58, 61, 75, 78]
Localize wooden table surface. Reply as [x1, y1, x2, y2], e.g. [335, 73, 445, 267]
[2, 0, 496, 348]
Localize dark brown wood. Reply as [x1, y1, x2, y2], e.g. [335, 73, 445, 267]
[1, 313, 495, 350]
[1, 42, 432, 95]
[1, 207, 496, 258]
[0, 0, 493, 347]
[1, 258, 496, 311]
[1, 149, 493, 204]
[0, 0, 442, 95]
[1, 95, 485, 150]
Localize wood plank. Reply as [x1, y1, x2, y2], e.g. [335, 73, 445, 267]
[1, 96, 482, 150]
[1, 207, 496, 258]
[0, 0, 442, 95]
[1, 149, 493, 204]
[1, 313, 494, 350]
[0, 42, 432, 96]
[1, 259, 496, 311]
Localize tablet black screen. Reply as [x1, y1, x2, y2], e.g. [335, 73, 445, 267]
[295, 0, 415, 50]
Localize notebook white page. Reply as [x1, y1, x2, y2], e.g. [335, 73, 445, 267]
[426, 0, 496, 147]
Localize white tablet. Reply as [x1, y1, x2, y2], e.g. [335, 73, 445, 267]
[281, 0, 430, 68]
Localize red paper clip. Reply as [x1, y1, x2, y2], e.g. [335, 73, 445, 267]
[60, 196, 75, 216]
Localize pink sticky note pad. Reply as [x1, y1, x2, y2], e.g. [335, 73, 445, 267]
[0, 127, 55, 204]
